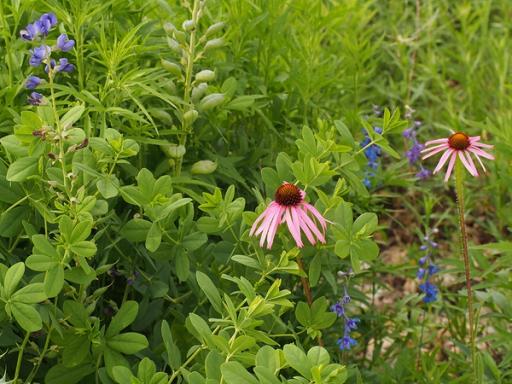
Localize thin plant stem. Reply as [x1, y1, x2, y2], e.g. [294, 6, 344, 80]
[454, 159, 476, 380]
[296, 255, 324, 347]
[14, 331, 30, 383]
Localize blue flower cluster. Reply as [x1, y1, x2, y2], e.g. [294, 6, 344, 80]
[20, 13, 75, 105]
[331, 285, 359, 351]
[360, 126, 382, 188]
[417, 232, 440, 303]
[403, 119, 432, 180]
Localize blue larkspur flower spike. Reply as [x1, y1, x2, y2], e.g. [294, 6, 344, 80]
[37, 13, 58, 35]
[56, 58, 75, 73]
[20, 23, 40, 41]
[56, 34, 75, 52]
[331, 281, 359, 351]
[28, 92, 44, 106]
[25, 75, 42, 89]
[416, 231, 440, 304]
[337, 335, 357, 351]
[29, 45, 51, 67]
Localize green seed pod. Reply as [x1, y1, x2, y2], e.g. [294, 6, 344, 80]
[163, 22, 176, 35]
[161, 59, 182, 76]
[161, 143, 186, 158]
[174, 30, 187, 44]
[195, 69, 215, 83]
[183, 109, 199, 125]
[191, 160, 217, 174]
[182, 20, 195, 31]
[204, 38, 224, 51]
[206, 22, 225, 36]
[167, 37, 181, 53]
[191, 83, 208, 101]
[149, 109, 173, 125]
[199, 93, 225, 111]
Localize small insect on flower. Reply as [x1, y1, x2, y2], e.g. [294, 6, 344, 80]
[422, 132, 494, 181]
[250, 182, 327, 249]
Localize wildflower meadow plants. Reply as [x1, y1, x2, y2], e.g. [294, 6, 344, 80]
[0, 1, 511, 383]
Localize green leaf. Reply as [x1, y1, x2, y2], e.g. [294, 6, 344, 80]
[107, 332, 149, 354]
[32, 234, 59, 257]
[121, 219, 152, 242]
[45, 363, 95, 384]
[4, 262, 25, 297]
[70, 241, 97, 258]
[97, 175, 119, 199]
[283, 344, 312, 379]
[106, 301, 139, 337]
[63, 333, 90, 367]
[196, 271, 222, 314]
[175, 251, 189, 282]
[352, 213, 378, 235]
[11, 302, 42, 332]
[335, 240, 350, 259]
[26, 254, 57, 271]
[145, 222, 162, 252]
[351, 239, 379, 261]
[103, 348, 130, 379]
[44, 265, 64, 297]
[6, 156, 39, 182]
[254, 367, 281, 384]
[161, 320, 181, 370]
[307, 346, 330, 366]
[220, 362, 259, 384]
[137, 357, 156, 382]
[112, 366, 135, 384]
[70, 220, 93, 243]
[11, 283, 46, 303]
[61, 105, 85, 129]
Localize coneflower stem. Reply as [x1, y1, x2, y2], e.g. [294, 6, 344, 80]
[296, 256, 324, 346]
[454, 159, 476, 380]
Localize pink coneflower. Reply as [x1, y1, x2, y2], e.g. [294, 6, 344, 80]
[421, 132, 494, 182]
[250, 183, 327, 249]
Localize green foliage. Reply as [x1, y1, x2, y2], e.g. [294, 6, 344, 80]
[0, 0, 510, 383]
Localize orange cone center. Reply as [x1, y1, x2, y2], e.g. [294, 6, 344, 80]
[448, 132, 470, 150]
[275, 183, 302, 206]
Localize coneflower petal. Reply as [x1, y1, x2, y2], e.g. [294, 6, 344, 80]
[265, 206, 284, 249]
[458, 151, 478, 176]
[469, 147, 495, 160]
[444, 152, 457, 182]
[472, 141, 493, 149]
[471, 151, 487, 172]
[422, 145, 449, 160]
[284, 208, 303, 248]
[255, 203, 278, 237]
[433, 149, 453, 174]
[464, 151, 479, 176]
[421, 143, 448, 153]
[304, 203, 327, 231]
[425, 138, 449, 146]
[298, 207, 325, 243]
[293, 208, 316, 245]
[259, 206, 279, 247]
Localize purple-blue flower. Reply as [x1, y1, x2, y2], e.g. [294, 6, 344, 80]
[28, 92, 44, 106]
[416, 168, 432, 180]
[330, 302, 344, 317]
[406, 142, 424, 165]
[25, 75, 42, 89]
[56, 58, 75, 73]
[29, 45, 51, 67]
[346, 318, 359, 330]
[45, 59, 56, 73]
[416, 268, 426, 279]
[20, 23, 40, 41]
[419, 281, 438, 303]
[56, 34, 75, 52]
[37, 13, 58, 35]
[337, 335, 357, 351]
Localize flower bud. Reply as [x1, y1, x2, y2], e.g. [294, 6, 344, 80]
[150, 109, 173, 125]
[161, 143, 186, 158]
[191, 83, 208, 101]
[163, 22, 176, 35]
[167, 37, 181, 53]
[206, 22, 225, 36]
[199, 93, 225, 110]
[204, 38, 224, 50]
[195, 69, 215, 83]
[174, 30, 187, 44]
[161, 59, 182, 76]
[183, 109, 199, 125]
[182, 20, 195, 31]
[191, 160, 217, 174]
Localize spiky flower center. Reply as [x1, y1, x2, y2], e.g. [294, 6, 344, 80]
[448, 132, 470, 150]
[275, 183, 302, 206]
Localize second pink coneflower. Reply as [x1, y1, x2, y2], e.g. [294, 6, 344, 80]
[250, 183, 327, 249]
[421, 132, 494, 181]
